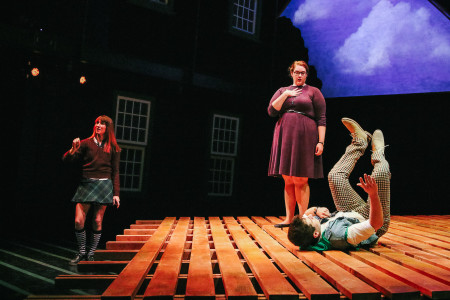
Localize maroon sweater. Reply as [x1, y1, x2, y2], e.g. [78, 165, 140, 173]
[63, 138, 120, 196]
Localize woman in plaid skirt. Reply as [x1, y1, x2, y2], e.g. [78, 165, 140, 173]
[63, 115, 121, 265]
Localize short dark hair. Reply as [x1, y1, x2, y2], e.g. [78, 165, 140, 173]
[288, 215, 320, 249]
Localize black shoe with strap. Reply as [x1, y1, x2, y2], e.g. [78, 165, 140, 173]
[69, 253, 86, 265]
[274, 223, 290, 228]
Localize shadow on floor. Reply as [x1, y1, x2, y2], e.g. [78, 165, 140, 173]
[0, 234, 111, 300]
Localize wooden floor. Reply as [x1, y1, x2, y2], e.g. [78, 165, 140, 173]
[27, 215, 450, 300]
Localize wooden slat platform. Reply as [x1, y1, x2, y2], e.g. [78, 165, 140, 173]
[27, 215, 450, 300]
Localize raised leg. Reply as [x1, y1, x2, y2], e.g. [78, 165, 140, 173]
[328, 124, 370, 213]
[369, 130, 391, 236]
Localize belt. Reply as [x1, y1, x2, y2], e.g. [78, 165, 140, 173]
[285, 109, 315, 121]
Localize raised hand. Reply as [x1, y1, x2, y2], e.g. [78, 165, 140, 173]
[70, 138, 81, 155]
[357, 174, 378, 196]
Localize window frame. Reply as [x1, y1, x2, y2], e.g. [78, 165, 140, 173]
[118, 144, 146, 192]
[210, 114, 240, 157]
[114, 94, 152, 193]
[229, 0, 262, 40]
[115, 95, 151, 146]
[208, 156, 235, 197]
[208, 113, 240, 197]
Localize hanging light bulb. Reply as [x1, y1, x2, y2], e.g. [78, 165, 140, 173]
[31, 68, 40, 77]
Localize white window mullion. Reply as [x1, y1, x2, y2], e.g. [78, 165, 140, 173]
[232, 0, 257, 34]
[115, 95, 151, 192]
[209, 114, 239, 196]
[116, 96, 151, 146]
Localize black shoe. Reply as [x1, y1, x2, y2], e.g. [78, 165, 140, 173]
[69, 253, 86, 265]
[274, 223, 290, 228]
[86, 254, 94, 261]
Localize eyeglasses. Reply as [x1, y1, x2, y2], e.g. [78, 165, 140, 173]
[293, 71, 307, 76]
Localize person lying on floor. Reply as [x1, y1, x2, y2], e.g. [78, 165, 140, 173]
[287, 118, 390, 251]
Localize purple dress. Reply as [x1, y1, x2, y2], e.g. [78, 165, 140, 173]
[268, 85, 326, 178]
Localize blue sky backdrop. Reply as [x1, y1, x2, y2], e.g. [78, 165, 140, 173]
[282, 0, 450, 98]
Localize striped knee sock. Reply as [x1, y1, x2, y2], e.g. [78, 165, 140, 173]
[88, 230, 102, 256]
[74, 229, 86, 255]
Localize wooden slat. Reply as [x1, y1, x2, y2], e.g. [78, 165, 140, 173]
[391, 216, 449, 232]
[390, 220, 450, 238]
[209, 217, 258, 299]
[124, 229, 156, 235]
[143, 217, 190, 298]
[130, 224, 160, 229]
[223, 217, 298, 299]
[264, 216, 287, 229]
[370, 248, 450, 285]
[116, 235, 151, 241]
[351, 250, 450, 299]
[381, 234, 450, 259]
[375, 242, 450, 271]
[324, 251, 420, 299]
[135, 220, 162, 225]
[251, 216, 378, 300]
[185, 217, 215, 299]
[106, 241, 146, 250]
[390, 222, 450, 241]
[239, 217, 342, 300]
[387, 228, 450, 250]
[101, 217, 175, 300]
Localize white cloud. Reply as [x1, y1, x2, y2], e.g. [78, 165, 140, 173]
[335, 0, 450, 75]
[292, 0, 378, 25]
[293, 0, 336, 24]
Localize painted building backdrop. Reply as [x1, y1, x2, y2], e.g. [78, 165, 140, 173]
[2, 0, 449, 242]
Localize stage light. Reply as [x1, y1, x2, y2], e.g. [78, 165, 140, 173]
[80, 76, 87, 84]
[31, 68, 40, 77]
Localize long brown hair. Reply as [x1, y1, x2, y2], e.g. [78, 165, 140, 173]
[90, 115, 121, 154]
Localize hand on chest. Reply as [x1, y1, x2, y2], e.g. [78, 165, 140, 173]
[287, 93, 312, 108]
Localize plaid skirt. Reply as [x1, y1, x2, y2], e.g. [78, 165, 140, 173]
[71, 178, 113, 205]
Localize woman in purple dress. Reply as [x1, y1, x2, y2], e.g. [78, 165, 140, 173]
[268, 61, 326, 227]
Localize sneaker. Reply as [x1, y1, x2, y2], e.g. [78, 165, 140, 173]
[372, 129, 385, 152]
[341, 118, 371, 142]
[86, 254, 95, 262]
[69, 253, 86, 265]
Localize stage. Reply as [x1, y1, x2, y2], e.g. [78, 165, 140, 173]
[7, 215, 450, 299]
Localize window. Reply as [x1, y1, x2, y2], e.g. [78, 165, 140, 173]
[208, 114, 239, 196]
[211, 115, 239, 156]
[116, 96, 151, 146]
[115, 95, 151, 192]
[119, 145, 145, 192]
[209, 157, 235, 196]
[231, 0, 258, 34]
